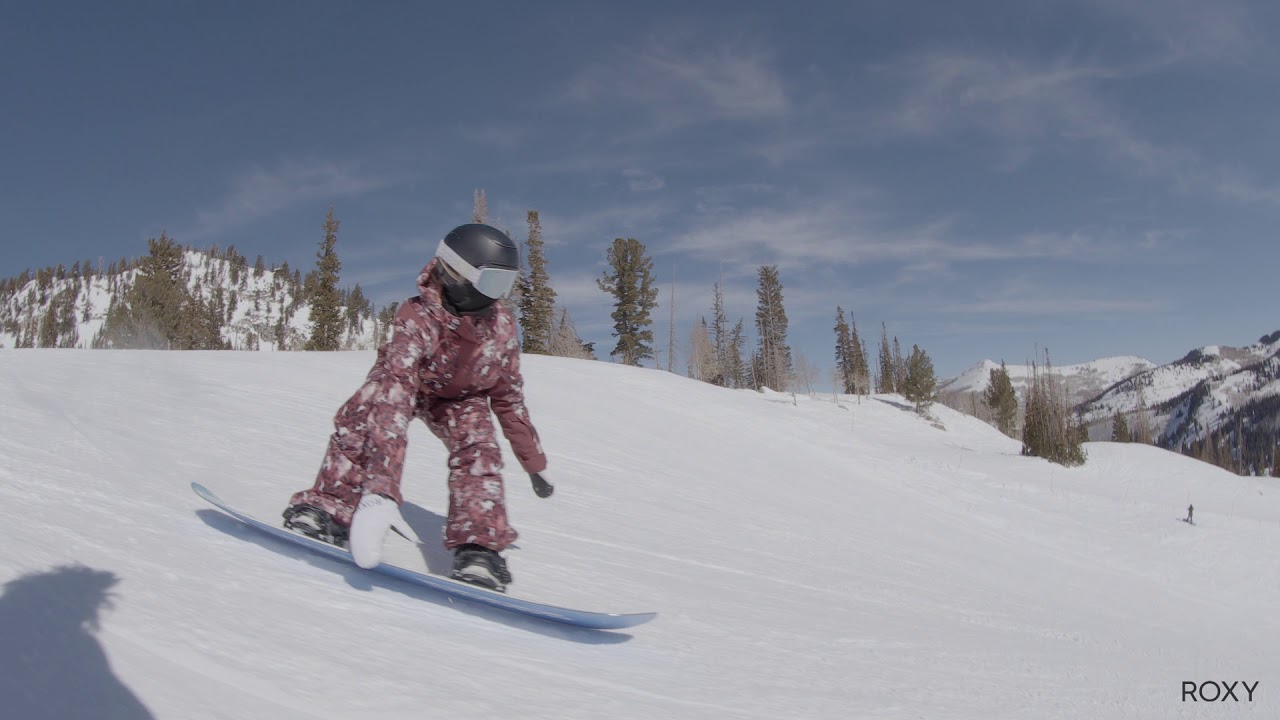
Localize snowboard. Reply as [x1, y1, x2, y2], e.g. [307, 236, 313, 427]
[192, 483, 656, 630]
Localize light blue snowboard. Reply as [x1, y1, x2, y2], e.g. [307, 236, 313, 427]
[192, 483, 656, 630]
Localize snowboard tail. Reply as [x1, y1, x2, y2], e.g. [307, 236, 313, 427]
[192, 483, 656, 630]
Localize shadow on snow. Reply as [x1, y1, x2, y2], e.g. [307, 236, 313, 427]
[0, 566, 155, 720]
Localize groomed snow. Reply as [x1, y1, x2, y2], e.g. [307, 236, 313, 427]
[2, 350, 1277, 719]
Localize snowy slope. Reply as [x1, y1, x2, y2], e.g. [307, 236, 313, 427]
[3, 350, 1279, 719]
[940, 355, 1154, 406]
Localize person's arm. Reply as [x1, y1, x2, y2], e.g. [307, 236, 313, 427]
[488, 348, 548, 474]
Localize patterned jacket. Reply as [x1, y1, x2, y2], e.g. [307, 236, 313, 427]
[354, 259, 547, 499]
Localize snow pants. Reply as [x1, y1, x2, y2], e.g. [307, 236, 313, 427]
[289, 393, 518, 552]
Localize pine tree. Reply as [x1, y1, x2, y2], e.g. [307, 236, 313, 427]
[97, 232, 190, 348]
[1111, 412, 1131, 442]
[850, 317, 869, 395]
[876, 323, 895, 393]
[710, 281, 728, 386]
[892, 337, 906, 391]
[726, 319, 746, 389]
[37, 301, 58, 348]
[983, 361, 1019, 437]
[752, 265, 792, 391]
[834, 307, 855, 394]
[305, 207, 344, 351]
[517, 210, 556, 354]
[596, 237, 659, 365]
[345, 284, 368, 335]
[1020, 350, 1087, 466]
[901, 344, 938, 414]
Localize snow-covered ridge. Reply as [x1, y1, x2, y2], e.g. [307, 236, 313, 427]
[939, 355, 1155, 405]
[0, 249, 391, 350]
[1078, 331, 1280, 448]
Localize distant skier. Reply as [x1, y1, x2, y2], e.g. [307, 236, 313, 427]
[282, 223, 551, 592]
[1186, 504, 1194, 525]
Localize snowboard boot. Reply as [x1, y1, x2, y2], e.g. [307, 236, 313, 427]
[282, 504, 349, 548]
[451, 544, 512, 593]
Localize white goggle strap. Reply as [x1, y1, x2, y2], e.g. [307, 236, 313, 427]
[435, 239, 519, 299]
[436, 239, 481, 284]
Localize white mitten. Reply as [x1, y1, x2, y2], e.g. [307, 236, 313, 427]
[349, 493, 420, 569]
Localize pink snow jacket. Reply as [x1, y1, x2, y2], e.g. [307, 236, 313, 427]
[355, 259, 547, 499]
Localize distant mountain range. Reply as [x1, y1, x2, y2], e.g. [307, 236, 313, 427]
[940, 331, 1280, 474]
[939, 355, 1157, 407]
[1076, 332, 1280, 467]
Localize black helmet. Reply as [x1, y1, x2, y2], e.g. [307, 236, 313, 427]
[435, 223, 520, 314]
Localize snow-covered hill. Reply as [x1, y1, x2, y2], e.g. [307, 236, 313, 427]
[1078, 331, 1280, 453]
[0, 248, 390, 350]
[940, 355, 1155, 406]
[3, 350, 1278, 719]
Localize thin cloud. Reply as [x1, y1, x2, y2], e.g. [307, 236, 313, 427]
[456, 123, 527, 149]
[670, 198, 1151, 277]
[1094, 0, 1259, 63]
[536, 201, 675, 248]
[566, 41, 790, 129]
[941, 297, 1170, 316]
[870, 43, 1280, 204]
[624, 169, 666, 192]
[186, 160, 398, 240]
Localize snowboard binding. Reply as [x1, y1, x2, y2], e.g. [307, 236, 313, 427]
[451, 544, 513, 593]
[282, 504, 350, 548]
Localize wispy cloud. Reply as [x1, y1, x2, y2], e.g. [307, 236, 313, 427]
[185, 160, 399, 240]
[566, 39, 790, 129]
[456, 123, 527, 149]
[535, 201, 676, 249]
[623, 169, 665, 192]
[669, 194, 1160, 279]
[870, 42, 1280, 203]
[1094, 0, 1259, 63]
[935, 272, 1170, 318]
[940, 297, 1169, 316]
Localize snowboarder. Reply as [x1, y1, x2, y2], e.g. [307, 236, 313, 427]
[1186, 504, 1194, 525]
[282, 223, 551, 592]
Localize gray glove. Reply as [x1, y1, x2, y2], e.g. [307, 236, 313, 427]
[530, 472, 554, 498]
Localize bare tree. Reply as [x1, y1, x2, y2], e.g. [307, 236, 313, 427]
[688, 317, 716, 381]
[548, 307, 594, 360]
[794, 352, 819, 396]
[666, 262, 676, 373]
[472, 189, 488, 224]
[1131, 379, 1153, 444]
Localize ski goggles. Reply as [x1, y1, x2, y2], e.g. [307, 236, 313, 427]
[435, 239, 520, 299]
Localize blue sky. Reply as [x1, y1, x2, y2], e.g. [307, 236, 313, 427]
[4, 1, 1279, 378]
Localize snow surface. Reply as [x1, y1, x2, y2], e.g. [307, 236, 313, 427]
[2, 350, 1279, 719]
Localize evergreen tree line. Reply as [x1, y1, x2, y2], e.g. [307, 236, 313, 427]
[495, 176, 942, 404]
[2, 188, 970, 426]
[1155, 356, 1280, 476]
[1, 209, 392, 351]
